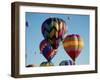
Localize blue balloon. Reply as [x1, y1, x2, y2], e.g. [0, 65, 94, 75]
[59, 60, 74, 66]
[40, 39, 57, 62]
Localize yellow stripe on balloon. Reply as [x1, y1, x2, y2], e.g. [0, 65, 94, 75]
[55, 22, 59, 31]
[63, 41, 84, 48]
[59, 22, 63, 30]
[64, 38, 83, 41]
[60, 22, 63, 30]
[50, 29, 55, 38]
[56, 31, 58, 38]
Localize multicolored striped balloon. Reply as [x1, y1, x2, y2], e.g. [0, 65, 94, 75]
[40, 39, 57, 62]
[63, 34, 84, 61]
[42, 17, 67, 49]
[40, 61, 54, 67]
[59, 60, 74, 66]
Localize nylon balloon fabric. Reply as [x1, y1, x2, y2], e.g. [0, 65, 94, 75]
[41, 17, 67, 49]
[59, 60, 74, 66]
[63, 34, 84, 62]
[40, 39, 57, 62]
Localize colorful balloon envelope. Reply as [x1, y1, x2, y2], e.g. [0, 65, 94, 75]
[41, 17, 67, 49]
[59, 60, 74, 66]
[40, 39, 57, 62]
[63, 34, 84, 62]
[40, 61, 54, 67]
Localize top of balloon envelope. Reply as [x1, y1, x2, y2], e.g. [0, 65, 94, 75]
[41, 17, 68, 49]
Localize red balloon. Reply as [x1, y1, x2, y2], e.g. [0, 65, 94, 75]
[63, 34, 84, 61]
[40, 39, 57, 62]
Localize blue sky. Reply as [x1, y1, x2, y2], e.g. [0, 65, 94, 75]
[25, 12, 90, 66]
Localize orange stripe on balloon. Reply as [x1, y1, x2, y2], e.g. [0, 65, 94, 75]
[64, 45, 83, 49]
[63, 41, 84, 48]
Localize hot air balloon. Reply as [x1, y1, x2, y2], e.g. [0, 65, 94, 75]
[41, 17, 67, 49]
[40, 39, 57, 62]
[59, 60, 74, 66]
[40, 61, 54, 67]
[26, 64, 37, 67]
[63, 34, 84, 64]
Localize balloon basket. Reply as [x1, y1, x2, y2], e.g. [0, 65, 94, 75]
[73, 61, 75, 65]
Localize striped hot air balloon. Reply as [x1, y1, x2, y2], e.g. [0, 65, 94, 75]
[40, 61, 54, 67]
[59, 60, 74, 66]
[63, 34, 84, 62]
[41, 17, 67, 49]
[40, 39, 57, 62]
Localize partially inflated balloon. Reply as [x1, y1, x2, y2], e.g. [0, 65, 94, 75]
[63, 34, 84, 61]
[59, 60, 74, 66]
[40, 39, 57, 62]
[40, 61, 54, 67]
[42, 17, 67, 49]
[26, 64, 37, 67]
